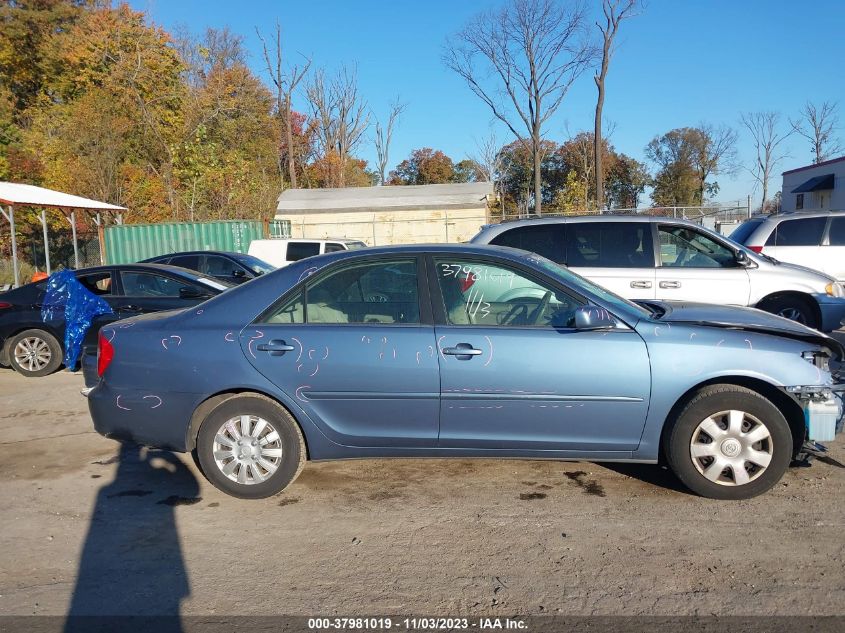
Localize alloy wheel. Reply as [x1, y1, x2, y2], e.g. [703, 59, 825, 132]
[13, 337, 52, 372]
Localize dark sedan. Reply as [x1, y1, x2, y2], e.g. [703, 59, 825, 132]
[140, 251, 275, 285]
[0, 263, 231, 377]
[86, 244, 843, 501]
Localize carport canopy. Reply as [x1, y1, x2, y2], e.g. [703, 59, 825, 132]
[790, 173, 835, 193]
[0, 182, 126, 288]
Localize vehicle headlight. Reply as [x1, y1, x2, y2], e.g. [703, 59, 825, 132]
[825, 282, 845, 298]
[802, 350, 831, 373]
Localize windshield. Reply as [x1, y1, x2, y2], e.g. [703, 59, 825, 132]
[344, 241, 367, 250]
[522, 253, 652, 320]
[232, 253, 276, 275]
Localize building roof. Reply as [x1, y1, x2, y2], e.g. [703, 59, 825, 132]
[782, 155, 845, 176]
[0, 182, 126, 211]
[276, 182, 494, 215]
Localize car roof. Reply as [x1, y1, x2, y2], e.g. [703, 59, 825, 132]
[142, 250, 242, 260]
[754, 210, 845, 223]
[472, 213, 704, 240]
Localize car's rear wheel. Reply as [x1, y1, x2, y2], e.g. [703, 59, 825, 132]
[196, 394, 306, 499]
[9, 329, 62, 377]
[758, 295, 818, 329]
[664, 385, 792, 500]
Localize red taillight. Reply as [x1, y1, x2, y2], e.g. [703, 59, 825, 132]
[97, 332, 114, 377]
[748, 245, 764, 253]
[0, 302, 11, 309]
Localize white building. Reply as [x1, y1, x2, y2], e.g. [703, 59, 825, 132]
[781, 156, 845, 212]
[274, 182, 495, 245]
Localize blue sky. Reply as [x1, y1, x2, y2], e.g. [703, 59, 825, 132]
[129, 0, 845, 206]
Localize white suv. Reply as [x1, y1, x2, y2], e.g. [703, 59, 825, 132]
[730, 211, 845, 281]
[248, 238, 366, 268]
[472, 215, 845, 332]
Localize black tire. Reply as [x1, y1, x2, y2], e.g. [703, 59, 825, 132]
[196, 394, 306, 499]
[8, 329, 63, 377]
[758, 295, 819, 329]
[664, 385, 793, 500]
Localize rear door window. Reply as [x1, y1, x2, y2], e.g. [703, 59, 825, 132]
[324, 243, 347, 253]
[565, 222, 654, 268]
[766, 217, 827, 246]
[286, 242, 321, 261]
[827, 218, 845, 246]
[489, 224, 566, 263]
[204, 255, 244, 277]
[76, 271, 114, 296]
[120, 272, 184, 297]
[168, 255, 200, 271]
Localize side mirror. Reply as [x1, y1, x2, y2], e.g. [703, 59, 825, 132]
[232, 269, 246, 278]
[574, 305, 616, 330]
[179, 286, 207, 299]
[735, 250, 750, 266]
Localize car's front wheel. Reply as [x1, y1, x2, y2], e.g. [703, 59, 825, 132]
[196, 394, 306, 499]
[8, 329, 63, 377]
[758, 295, 819, 329]
[664, 385, 793, 500]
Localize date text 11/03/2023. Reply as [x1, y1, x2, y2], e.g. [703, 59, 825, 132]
[307, 617, 528, 630]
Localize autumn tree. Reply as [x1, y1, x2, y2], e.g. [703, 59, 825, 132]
[790, 101, 843, 164]
[390, 148, 456, 185]
[605, 153, 648, 208]
[306, 67, 370, 188]
[496, 139, 560, 215]
[593, 0, 638, 211]
[646, 126, 736, 206]
[444, 0, 594, 215]
[740, 111, 791, 213]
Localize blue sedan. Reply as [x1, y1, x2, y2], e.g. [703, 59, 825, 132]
[86, 244, 844, 500]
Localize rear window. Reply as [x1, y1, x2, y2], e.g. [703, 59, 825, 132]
[766, 217, 826, 246]
[324, 243, 347, 253]
[286, 242, 320, 261]
[565, 222, 654, 268]
[729, 218, 765, 244]
[168, 255, 200, 271]
[489, 224, 566, 263]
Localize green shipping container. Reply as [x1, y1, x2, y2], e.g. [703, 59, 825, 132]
[104, 220, 266, 264]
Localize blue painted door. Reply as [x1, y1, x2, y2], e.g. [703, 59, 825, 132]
[242, 257, 440, 447]
[431, 257, 651, 451]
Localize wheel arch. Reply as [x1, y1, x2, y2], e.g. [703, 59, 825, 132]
[659, 376, 805, 461]
[185, 388, 311, 459]
[755, 291, 821, 325]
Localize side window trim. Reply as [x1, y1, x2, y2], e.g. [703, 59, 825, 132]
[426, 254, 588, 329]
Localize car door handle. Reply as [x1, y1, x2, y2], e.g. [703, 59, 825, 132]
[659, 281, 681, 289]
[442, 344, 483, 358]
[256, 339, 296, 356]
[630, 280, 652, 289]
[118, 304, 141, 312]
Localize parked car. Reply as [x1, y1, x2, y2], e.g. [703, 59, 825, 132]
[140, 250, 275, 285]
[85, 244, 843, 500]
[247, 238, 366, 268]
[730, 211, 845, 281]
[0, 264, 231, 377]
[472, 216, 845, 331]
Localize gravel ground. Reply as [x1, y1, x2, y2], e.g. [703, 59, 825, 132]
[1, 369, 844, 617]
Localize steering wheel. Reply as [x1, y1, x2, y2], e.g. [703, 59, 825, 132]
[499, 302, 530, 326]
[527, 291, 552, 325]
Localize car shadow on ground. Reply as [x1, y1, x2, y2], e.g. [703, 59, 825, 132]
[596, 462, 694, 496]
[65, 443, 200, 632]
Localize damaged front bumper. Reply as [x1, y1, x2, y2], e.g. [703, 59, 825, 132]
[785, 383, 845, 442]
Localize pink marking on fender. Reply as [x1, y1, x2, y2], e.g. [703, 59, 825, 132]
[297, 364, 303, 372]
[295, 386, 311, 402]
[292, 337, 303, 362]
[322, 347, 329, 360]
[437, 335, 447, 358]
[143, 395, 162, 409]
[416, 351, 421, 365]
[745, 338, 753, 350]
[250, 330, 265, 339]
[224, 332, 235, 342]
[308, 349, 315, 360]
[196, 309, 203, 315]
[116, 395, 131, 411]
[309, 364, 319, 377]
[248, 339, 257, 359]
[104, 329, 116, 343]
[716, 339, 725, 347]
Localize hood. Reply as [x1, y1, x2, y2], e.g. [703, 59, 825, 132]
[641, 300, 844, 359]
[773, 259, 837, 282]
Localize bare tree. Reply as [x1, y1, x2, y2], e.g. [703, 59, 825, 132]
[692, 123, 738, 205]
[307, 67, 370, 187]
[374, 98, 407, 185]
[593, 0, 638, 212]
[740, 111, 791, 212]
[444, 0, 594, 215]
[790, 101, 843, 164]
[257, 21, 311, 189]
[469, 129, 504, 183]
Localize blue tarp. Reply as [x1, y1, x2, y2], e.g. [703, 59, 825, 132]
[41, 270, 113, 370]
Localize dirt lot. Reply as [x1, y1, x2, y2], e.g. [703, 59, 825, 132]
[1, 369, 844, 617]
